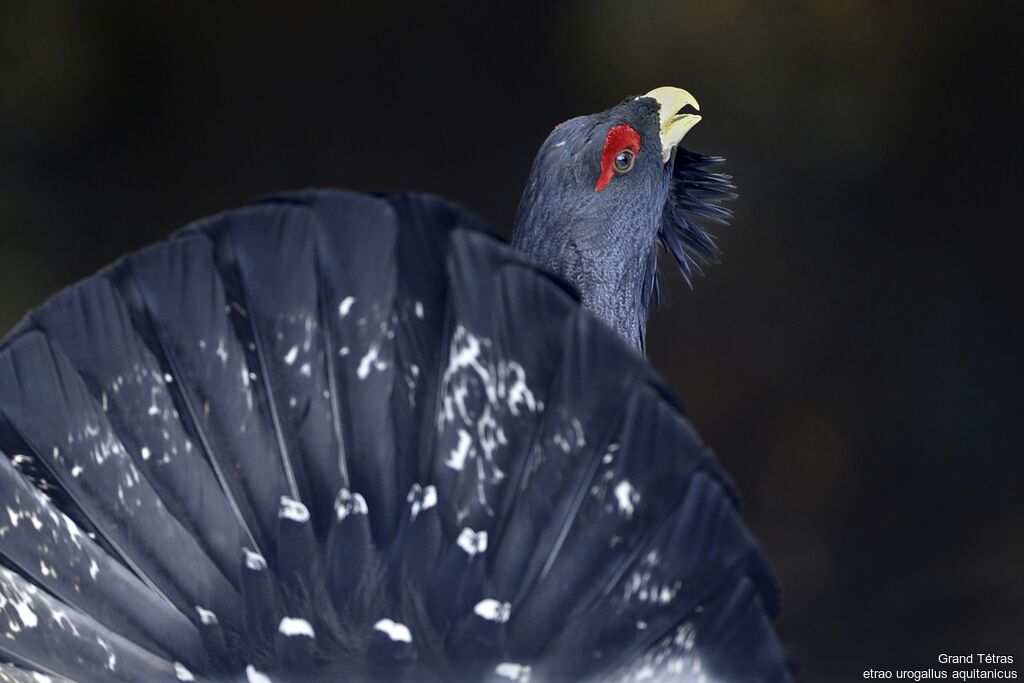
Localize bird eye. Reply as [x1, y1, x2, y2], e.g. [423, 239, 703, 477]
[613, 149, 635, 174]
[596, 124, 641, 191]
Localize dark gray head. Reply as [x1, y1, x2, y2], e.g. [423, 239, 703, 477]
[511, 87, 734, 352]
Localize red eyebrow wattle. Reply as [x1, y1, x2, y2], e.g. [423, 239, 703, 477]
[596, 124, 641, 192]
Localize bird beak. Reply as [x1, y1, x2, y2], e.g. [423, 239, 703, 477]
[643, 86, 702, 164]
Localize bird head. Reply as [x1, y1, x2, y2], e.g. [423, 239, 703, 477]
[512, 87, 734, 352]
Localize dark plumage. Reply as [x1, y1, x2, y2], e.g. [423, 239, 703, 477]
[0, 92, 787, 683]
[652, 150, 735, 298]
[513, 93, 733, 351]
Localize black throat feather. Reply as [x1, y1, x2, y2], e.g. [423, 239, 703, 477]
[642, 149, 737, 326]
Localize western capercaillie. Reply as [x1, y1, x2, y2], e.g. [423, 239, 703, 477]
[0, 88, 791, 682]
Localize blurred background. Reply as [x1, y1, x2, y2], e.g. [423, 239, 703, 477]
[1, 1, 1021, 678]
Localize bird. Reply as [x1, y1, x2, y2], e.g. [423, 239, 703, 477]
[0, 87, 791, 682]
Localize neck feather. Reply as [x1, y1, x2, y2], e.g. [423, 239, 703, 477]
[512, 216, 657, 353]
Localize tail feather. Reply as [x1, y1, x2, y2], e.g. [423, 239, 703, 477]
[381, 193, 491, 488]
[121, 231, 288, 558]
[0, 566, 187, 682]
[301, 192, 402, 545]
[0, 661, 75, 683]
[26, 274, 251, 589]
[0, 332, 242, 634]
[600, 577, 790, 683]
[0, 189, 790, 682]
[507, 385, 717, 657]
[434, 232, 576, 534]
[206, 202, 346, 541]
[488, 306, 651, 606]
[0, 453, 201, 665]
[539, 472, 783, 680]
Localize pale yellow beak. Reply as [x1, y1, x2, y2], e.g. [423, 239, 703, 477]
[643, 86, 702, 163]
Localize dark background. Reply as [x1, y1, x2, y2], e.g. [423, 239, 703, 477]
[2, 2, 1021, 679]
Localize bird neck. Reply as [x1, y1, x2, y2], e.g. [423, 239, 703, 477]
[512, 218, 653, 353]
[573, 245, 651, 351]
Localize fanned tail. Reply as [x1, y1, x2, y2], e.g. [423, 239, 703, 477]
[0, 190, 789, 682]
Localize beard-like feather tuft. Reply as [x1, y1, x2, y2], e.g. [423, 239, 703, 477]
[649, 149, 736, 306]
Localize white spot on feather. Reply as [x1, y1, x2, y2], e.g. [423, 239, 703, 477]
[446, 429, 472, 471]
[242, 548, 267, 571]
[174, 662, 195, 681]
[357, 344, 387, 379]
[339, 296, 356, 317]
[278, 496, 310, 523]
[11, 594, 37, 628]
[495, 662, 531, 680]
[473, 598, 511, 623]
[215, 338, 228, 364]
[278, 616, 315, 638]
[246, 666, 272, 683]
[283, 345, 299, 365]
[335, 489, 368, 521]
[456, 527, 488, 556]
[97, 637, 116, 670]
[408, 484, 437, 519]
[195, 606, 217, 624]
[505, 362, 535, 415]
[51, 608, 77, 635]
[373, 618, 412, 643]
[614, 480, 639, 518]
